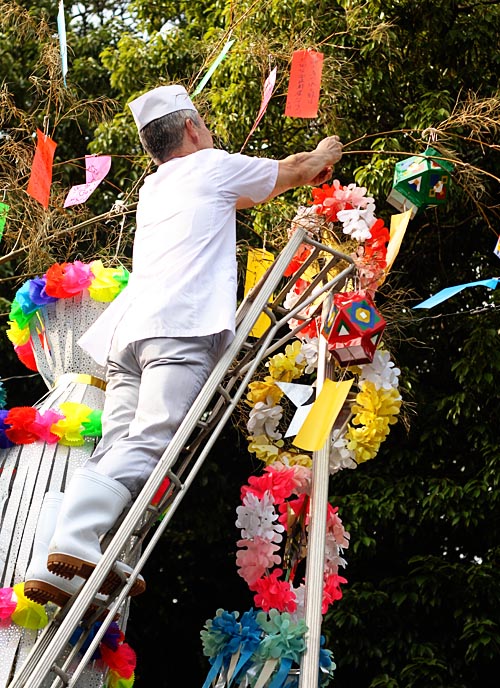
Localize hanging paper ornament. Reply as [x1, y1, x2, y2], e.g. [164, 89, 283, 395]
[285, 49, 324, 119]
[26, 129, 57, 208]
[387, 146, 454, 215]
[322, 291, 386, 366]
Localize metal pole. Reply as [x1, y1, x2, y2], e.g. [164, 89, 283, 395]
[298, 334, 331, 688]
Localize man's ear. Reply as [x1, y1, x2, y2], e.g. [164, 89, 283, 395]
[184, 117, 199, 144]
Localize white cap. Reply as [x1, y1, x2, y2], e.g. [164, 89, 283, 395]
[128, 85, 197, 131]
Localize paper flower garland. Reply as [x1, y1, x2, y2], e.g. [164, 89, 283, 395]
[6, 260, 129, 371]
[0, 401, 102, 448]
[236, 465, 349, 619]
[201, 608, 335, 688]
[70, 621, 137, 687]
[202, 182, 402, 686]
[245, 181, 401, 474]
[0, 585, 136, 685]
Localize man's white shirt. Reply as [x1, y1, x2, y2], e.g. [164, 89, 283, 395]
[78, 148, 278, 365]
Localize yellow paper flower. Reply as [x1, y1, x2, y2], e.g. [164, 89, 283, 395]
[89, 260, 125, 302]
[351, 381, 401, 425]
[11, 583, 48, 630]
[247, 434, 284, 464]
[277, 451, 313, 468]
[52, 401, 92, 446]
[246, 377, 283, 407]
[267, 340, 306, 382]
[6, 320, 31, 346]
[345, 423, 384, 463]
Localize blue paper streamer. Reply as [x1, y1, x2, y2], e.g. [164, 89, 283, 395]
[269, 657, 293, 688]
[413, 278, 499, 309]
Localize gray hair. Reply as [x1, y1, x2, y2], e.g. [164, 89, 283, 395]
[139, 109, 202, 164]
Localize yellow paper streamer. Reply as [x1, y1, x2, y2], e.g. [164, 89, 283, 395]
[11, 583, 48, 630]
[384, 209, 412, 277]
[293, 378, 354, 451]
[244, 247, 275, 338]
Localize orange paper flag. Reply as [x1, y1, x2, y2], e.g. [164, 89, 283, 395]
[27, 129, 57, 208]
[285, 50, 324, 118]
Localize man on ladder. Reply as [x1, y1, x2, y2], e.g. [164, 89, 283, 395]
[24, 83, 343, 604]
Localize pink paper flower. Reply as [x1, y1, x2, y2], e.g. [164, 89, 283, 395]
[31, 409, 65, 444]
[0, 587, 16, 627]
[236, 537, 281, 586]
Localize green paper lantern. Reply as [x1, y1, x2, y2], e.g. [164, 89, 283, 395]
[387, 146, 454, 213]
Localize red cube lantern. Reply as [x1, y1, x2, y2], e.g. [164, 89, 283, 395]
[322, 290, 386, 366]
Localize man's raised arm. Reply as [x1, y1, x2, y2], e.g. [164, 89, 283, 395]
[236, 135, 343, 209]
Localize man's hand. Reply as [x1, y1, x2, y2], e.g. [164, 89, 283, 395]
[309, 165, 333, 187]
[260, 134, 344, 204]
[315, 135, 343, 166]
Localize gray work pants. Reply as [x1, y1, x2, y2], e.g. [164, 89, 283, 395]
[88, 334, 226, 498]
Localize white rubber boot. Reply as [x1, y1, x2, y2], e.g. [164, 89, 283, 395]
[47, 467, 145, 597]
[25, 492, 89, 608]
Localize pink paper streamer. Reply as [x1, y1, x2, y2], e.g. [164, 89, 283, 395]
[241, 67, 277, 151]
[64, 155, 111, 207]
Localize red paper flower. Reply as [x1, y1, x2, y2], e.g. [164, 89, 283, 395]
[284, 244, 314, 277]
[44, 261, 92, 298]
[311, 182, 353, 222]
[99, 641, 136, 679]
[14, 342, 38, 372]
[5, 407, 39, 444]
[241, 466, 298, 503]
[277, 492, 309, 528]
[251, 569, 297, 613]
[364, 218, 389, 263]
[322, 573, 348, 613]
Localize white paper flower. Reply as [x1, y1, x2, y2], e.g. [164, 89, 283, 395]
[290, 583, 306, 622]
[358, 349, 401, 390]
[289, 205, 323, 236]
[324, 531, 348, 575]
[337, 204, 377, 242]
[284, 286, 303, 311]
[298, 337, 319, 373]
[247, 401, 283, 440]
[235, 491, 284, 543]
[329, 433, 357, 474]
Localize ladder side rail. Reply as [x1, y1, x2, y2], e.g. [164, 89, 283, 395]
[14, 227, 309, 688]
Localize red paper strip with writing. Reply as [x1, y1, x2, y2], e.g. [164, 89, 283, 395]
[285, 50, 324, 118]
[27, 129, 57, 208]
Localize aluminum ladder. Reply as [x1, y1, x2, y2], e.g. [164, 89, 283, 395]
[7, 227, 354, 688]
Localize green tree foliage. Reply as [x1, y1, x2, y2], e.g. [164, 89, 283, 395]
[1, 0, 500, 686]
